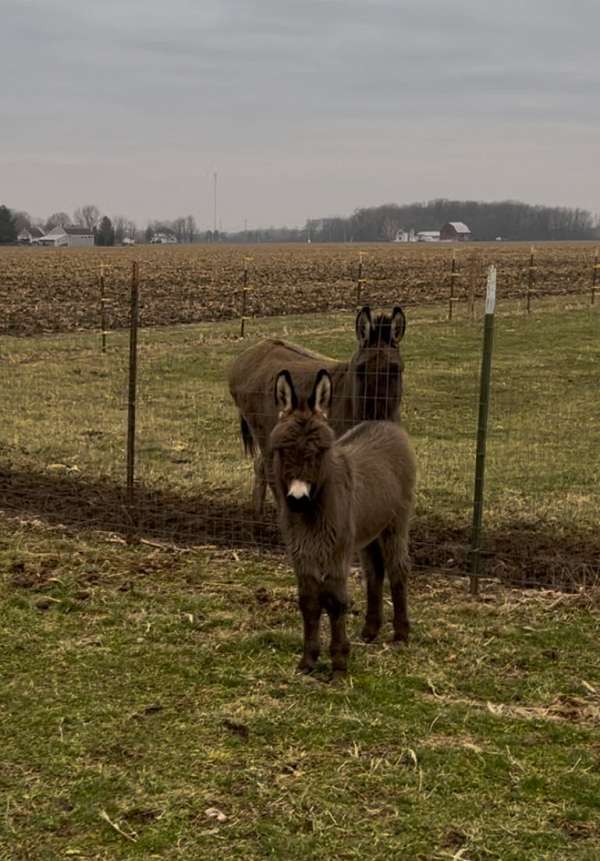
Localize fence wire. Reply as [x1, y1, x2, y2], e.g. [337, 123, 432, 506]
[0, 250, 598, 591]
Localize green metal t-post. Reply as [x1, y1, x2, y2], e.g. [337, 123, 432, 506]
[469, 265, 497, 596]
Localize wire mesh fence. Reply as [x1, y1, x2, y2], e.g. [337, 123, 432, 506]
[1, 254, 598, 591]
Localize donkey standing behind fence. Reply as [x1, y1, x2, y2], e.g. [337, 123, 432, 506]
[228, 305, 406, 514]
[271, 368, 416, 677]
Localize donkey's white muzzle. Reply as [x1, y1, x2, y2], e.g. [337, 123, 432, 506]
[288, 479, 311, 500]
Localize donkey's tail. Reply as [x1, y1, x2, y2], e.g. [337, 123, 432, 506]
[240, 416, 255, 458]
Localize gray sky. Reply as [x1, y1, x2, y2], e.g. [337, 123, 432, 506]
[2, 0, 599, 229]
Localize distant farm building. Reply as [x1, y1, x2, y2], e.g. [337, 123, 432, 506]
[64, 226, 95, 247]
[440, 222, 472, 241]
[150, 232, 178, 245]
[416, 230, 441, 243]
[18, 226, 45, 244]
[394, 229, 416, 243]
[34, 225, 95, 248]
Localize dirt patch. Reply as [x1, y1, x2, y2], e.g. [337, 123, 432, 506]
[1, 464, 598, 590]
[1, 242, 595, 335]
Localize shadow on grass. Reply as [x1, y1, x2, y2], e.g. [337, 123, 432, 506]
[1, 464, 599, 589]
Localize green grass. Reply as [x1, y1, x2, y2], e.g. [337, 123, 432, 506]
[1, 296, 599, 857]
[0, 299, 600, 585]
[1, 522, 599, 860]
[1, 294, 598, 582]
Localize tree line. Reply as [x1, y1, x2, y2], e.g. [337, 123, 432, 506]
[2, 198, 598, 245]
[0, 204, 199, 245]
[304, 199, 600, 243]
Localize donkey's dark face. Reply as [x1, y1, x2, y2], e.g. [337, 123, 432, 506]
[352, 306, 405, 422]
[270, 369, 334, 512]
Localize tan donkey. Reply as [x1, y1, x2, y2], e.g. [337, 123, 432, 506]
[229, 305, 406, 514]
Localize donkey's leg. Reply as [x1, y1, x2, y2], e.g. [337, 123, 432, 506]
[380, 522, 411, 643]
[252, 451, 267, 516]
[297, 581, 322, 673]
[321, 574, 351, 676]
[360, 540, 385, 642]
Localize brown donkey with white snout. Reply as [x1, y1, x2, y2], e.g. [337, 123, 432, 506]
[270, 368, 416, 678]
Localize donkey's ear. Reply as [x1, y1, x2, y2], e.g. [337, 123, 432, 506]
[390, 306, 406, 345]
[355, 305, 372, 347]
[308, 369, 332, 415]
[275, 370, 297, 413]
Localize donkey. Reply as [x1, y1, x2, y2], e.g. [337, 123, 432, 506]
[270, 367, 416, 677]
[228, 305, 406, 514]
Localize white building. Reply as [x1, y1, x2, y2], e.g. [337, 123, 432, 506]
[416, 230, 441, 242]
[18, 226, 45, 244]
[150, 232, 178, 244]
[34, 225, 94, 248]
[394, 229, 416, 243]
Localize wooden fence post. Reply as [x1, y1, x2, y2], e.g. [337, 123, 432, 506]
[448, 249, 460, 320]
[592, 248, 598, 306]
[467, 253, 477, 321]
[240, 257, 252, 338]
[356, 252, 366, 306]
[126, 261, 140, 541]
[526, 246, 535, 314]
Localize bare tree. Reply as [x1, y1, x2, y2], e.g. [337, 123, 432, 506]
[172, 217, 187, 243]
[185, 214, 196, 243]
[382, 216, 401, 242]
[13, 211, 32, 234]
[112, 215, 127, 244]
[74, 204, 101, 232]
[45, 212, 72, 230]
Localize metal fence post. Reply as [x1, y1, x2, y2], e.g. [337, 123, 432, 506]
[469, 265, 497, 595]
[592, 248, 598, 306]
[126, 261, 140, 541]
[99, 263, 108, 353]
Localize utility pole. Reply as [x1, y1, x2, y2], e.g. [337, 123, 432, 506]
[213, 171, 217, 236]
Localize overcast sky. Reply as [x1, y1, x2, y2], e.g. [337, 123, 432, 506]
[2, 0, 599, 229]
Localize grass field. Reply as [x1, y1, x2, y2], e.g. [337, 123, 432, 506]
[1, 293, 598, 584]
[1, 283, 599, 858]
[1, 522, 599, 860]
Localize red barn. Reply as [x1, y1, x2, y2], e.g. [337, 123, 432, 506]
[440, 221, 472, 241]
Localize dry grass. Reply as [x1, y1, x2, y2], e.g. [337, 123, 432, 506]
[1, 520, 599, 859]
[1, 297, 598, 587]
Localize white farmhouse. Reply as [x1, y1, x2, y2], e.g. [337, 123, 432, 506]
[34, 225, 95, 248]
[18, 226, 45, 244]
[150, 232, 178, 244]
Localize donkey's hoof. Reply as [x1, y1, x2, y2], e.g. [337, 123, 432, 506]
[361, 626, 379, 643]
[329, 668, 348, 684]
[389, 631, 409, 646]
[296, 659, 317, 675]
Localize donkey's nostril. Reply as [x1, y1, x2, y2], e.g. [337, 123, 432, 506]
[288, 479, 311, 499]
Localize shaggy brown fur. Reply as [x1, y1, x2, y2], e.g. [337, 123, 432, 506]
[228, 305, 406, 513]
[271, 368, 416, 677]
